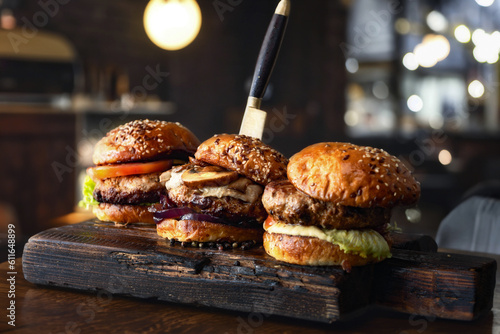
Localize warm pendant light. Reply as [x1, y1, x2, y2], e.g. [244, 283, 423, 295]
[144, 0, 202, 51]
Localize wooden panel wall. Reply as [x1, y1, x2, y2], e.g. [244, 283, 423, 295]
[13, 0, 348, 155]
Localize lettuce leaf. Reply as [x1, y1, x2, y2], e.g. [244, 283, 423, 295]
[387, 221, 403, 233]
[78, 176, 99, 209]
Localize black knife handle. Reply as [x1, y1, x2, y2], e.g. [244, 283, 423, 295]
[249, 13, 289, 99]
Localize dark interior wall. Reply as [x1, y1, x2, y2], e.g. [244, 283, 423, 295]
[0, 0, 348, 237]
[13, 0, 348, 156]
[0, 112, 76, 237]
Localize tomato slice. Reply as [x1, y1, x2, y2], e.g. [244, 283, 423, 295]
[264, 216, 277, 230]
[87, 160, 173, 179]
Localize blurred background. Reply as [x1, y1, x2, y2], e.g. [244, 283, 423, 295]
[0, 0, 499, 251]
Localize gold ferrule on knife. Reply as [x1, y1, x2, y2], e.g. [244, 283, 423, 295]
[246, 96, 262, 109]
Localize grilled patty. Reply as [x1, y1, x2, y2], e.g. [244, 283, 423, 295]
[167, 182, 267, 224]
[93, 172, 165, 205]
[262, 180, 390, 230]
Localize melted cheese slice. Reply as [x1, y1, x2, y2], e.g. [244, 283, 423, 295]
[164, 169, 262, 203]
[199, 185, 262, 203]
[265, 222, 391, 259]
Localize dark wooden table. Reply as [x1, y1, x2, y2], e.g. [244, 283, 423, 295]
[1, 250, 499, 334]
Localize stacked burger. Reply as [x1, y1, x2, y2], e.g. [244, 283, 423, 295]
[154, 134, 288, 249]
[262, 142, 420, 271]
[81, 119, 200, 225]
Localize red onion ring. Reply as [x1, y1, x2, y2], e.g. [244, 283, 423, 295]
[153, 207, 193, 223]
[154, 208, 261, 229]
[179, 212, 227, 225]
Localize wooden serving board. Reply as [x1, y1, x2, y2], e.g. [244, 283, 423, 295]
[22, 220, 496, 323]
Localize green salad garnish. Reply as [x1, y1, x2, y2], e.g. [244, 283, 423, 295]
[78, 176, 98, 209]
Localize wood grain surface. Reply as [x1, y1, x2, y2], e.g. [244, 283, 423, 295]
[21, 220, 496, 324]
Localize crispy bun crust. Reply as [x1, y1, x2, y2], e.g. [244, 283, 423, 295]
[263, 232, 386, 267]
[194, 134, 288, 185]
[156, 219, 263, 243]
[93, 203, 155, 224]
[93, 120, 200, 165]
[287, 142, 420, 208]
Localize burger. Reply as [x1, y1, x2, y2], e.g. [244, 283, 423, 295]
[262, 142, 420, 271]
[154, 134, 288, 249]
[80, 119, 200, 225]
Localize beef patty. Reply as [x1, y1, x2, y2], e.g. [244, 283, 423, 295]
[262, 180, 390, 230]
[93, 172, 165, 205]
[167, 182, 267, 224]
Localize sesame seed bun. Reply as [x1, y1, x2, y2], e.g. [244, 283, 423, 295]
[157, 218, 264, 243]
[287, 142, 420, 208]
[93, 120, 201, 165]
[194, 134, 288, 185]
[93, 203, 155, 225]
[262, 215, 393, 270]
[88, 119, 200, 225]
[263, 232, 387, 269]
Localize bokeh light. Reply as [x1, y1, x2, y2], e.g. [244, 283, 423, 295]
[426, 11, 448, 33]
[345, 58, 359, 73]
[475, 0, 495, 7]
[144, 0, 202, 51]
[407, 95, 424, 112]
[438, 149, 452, 165]
[454, 25, 471, 43]
[468, 80, 485, 98]
[402, 52, 419, 70]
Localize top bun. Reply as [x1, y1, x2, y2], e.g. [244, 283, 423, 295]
[195, 134, 288, 185]
[287, 142, 420, 208]
[93, 120, 200, 165]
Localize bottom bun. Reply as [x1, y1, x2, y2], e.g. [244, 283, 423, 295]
[93, 203, 155, 224]
[157, 219, 263, 243]
[263, 232, 388, 271]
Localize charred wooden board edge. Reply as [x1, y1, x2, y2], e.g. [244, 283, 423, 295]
[373, 249, 497, 321]
[21, 221, 495, 323]
[22, 221, 374, 323]
[22, 247, 365, 323]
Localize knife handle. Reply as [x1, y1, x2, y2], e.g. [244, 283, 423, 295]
[249, 0, 290, 100]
